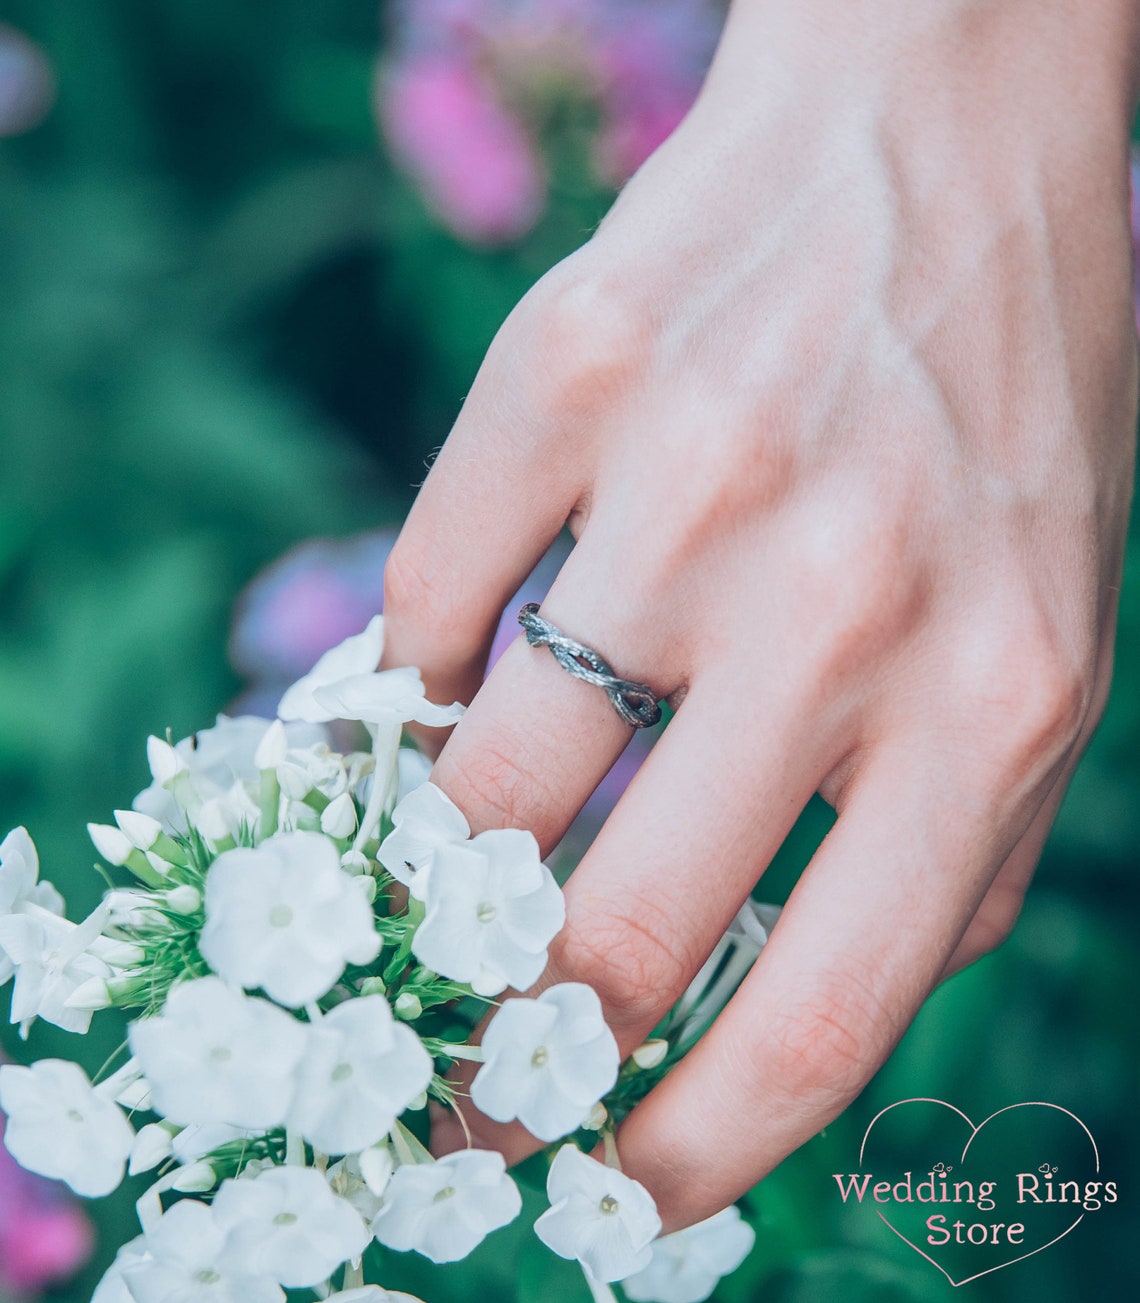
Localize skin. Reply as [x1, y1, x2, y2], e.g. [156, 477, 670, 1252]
[381, 0, 1140, 1232]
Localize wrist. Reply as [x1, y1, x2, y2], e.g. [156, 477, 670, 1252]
[706, 0, 1140, 151]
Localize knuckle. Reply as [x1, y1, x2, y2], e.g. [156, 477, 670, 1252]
[973, 633, 1092, 781]
[435, 734, 554, 834]
[513, 265, 649, 411]
[758, 969, 887, 1107]
[965, 892, 1023, 959]
[382, 541, 483, 659]
[554, 892, 694, 1032]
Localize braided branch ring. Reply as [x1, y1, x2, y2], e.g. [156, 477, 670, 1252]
[517, 602, 662, 729]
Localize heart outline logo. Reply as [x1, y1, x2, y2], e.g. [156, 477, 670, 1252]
[858, 1098, 1100, 1287]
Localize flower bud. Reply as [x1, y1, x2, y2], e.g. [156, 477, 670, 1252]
[92, 938, 146, 968]
[64, 977, 113, 1011]
[581, 1102, 608, 1131]
[360, 977, 386, 998]
[320, 792, 358, 839]
[116, 1077, 153, 1112]
[254, 719, 289, 770]
[359, 1145, 394, 1196]
[87, 822, 133, 866]
[407, 1091, 428, 1111]
[277, 762, 313, 800]
[394, 992, 422, 1021]
[631, 1039, 668, 1070]
[195, 800, 235, 847]
[129, 1123, 174, 1176]
[164, 884, 202, 915]
[147, 735, 186, 785]
[170, 1161, 216, 1193]
[340, 849, 370, 875]
[114, 809, 163, 851]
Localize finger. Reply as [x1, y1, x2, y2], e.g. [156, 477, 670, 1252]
[942, 656, 1109, 975]
[612, 741, 1043, 1232]
[381, 325, 587, 710]
[431, 671, 844, 1160]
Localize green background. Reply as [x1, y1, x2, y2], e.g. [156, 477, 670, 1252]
[0, 3, 1136, 1301]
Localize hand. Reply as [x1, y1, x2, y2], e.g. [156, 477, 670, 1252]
[381, 0, 1139, 1231]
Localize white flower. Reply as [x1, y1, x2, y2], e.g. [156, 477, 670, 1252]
[200, 832, 380, 1007]
[396, 747, 432, 799]
[328, 1291, 425, 1303]
[0, 826, 64, 983]
[411, 830, 565, 996]
[288, 997, 432, 1155]
[327, 1149, 391, 1222]
[620, 1208, 755, 1303]
[128, 977, 306, 1128]
[92, 1237, 151, 1303]
[372, 1149, 521, 1263]
[171, 1122, 257, 1165]
[277, 616, 385, 723]
[471, 984, 619, 1141]
[0, 904, 111, 1034]
[377, 782, 470, 886]
[312, 666, 465, 729]
[125, 1199, 284, 1303]
[212, 1165, 370, 1288]
[534, 1146, 662, 1283]
[0, 1059, 134, 1197]
[133, 715, 324, 833]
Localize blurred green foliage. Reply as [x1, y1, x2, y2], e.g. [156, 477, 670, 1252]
[0, 4, 1137, 1302]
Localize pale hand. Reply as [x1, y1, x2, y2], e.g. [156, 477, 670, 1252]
[382, 0, 1139, 1231]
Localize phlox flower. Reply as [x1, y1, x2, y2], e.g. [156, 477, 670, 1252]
[277, 616, 463, 729]
[471, 983, 619, 1141]
[200, 831, 380, 1007]
[123, 1199, 284, 1303]
[91, 1237, 150, 1303]
[327, 1150, 391, 1223]
[327, 1290, 425, 1303]
[288, 997, 433, 1155]
[377, 781, 470, 885]
[128, 977, 306, 1129]
[0, 827, 63, 982]
[212, 1165, 370, 1288]
[372, 1149, 521, 1263]
[277, 615, 385, 723]
[535, 1145, 661, 1283]
[620, 1206, 756, 1303]
[0, 1059, 133, 1197]
[410, 829, 564, 996]
[133, 715, 324, 833]
[0, 904, 111, 1035]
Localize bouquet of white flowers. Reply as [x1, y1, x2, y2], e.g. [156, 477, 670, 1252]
[0, 617, 767, 1303]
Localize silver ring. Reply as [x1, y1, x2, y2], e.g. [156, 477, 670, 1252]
[517, 603, 662, 729]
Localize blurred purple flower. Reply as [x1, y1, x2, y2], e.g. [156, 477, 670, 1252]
[0, 1079, 94, 1296]
[377, 1, 725, 244]
[229, 529, 658, 828]
[0, 25, 55, 138]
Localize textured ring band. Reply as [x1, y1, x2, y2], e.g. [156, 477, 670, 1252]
[517, 602, 662, 729]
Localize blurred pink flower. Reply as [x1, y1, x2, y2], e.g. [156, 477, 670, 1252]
[0, 1084, 94, 1296]
[378, 1, 724, 244]
[380, 55, 546, 244]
